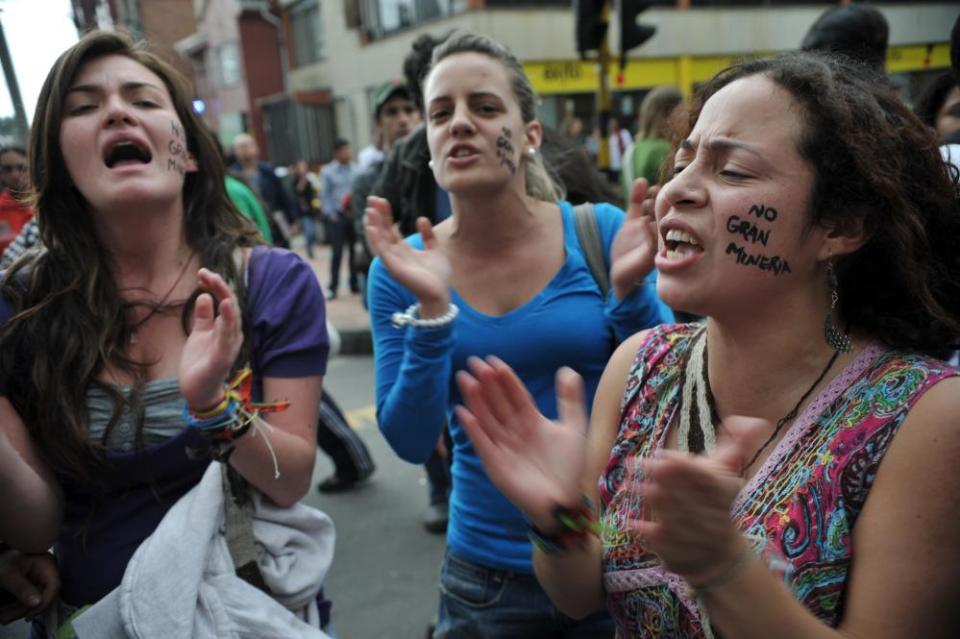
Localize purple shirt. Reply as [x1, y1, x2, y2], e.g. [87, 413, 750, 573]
[0, 246, 328, 606]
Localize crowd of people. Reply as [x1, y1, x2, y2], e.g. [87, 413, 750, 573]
[1, 4, 960, 639]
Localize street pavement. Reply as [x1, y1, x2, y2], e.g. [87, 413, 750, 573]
[302, 240, 447, 638]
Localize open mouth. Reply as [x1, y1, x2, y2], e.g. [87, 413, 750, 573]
[663, 228, 703, 260]
[104, 141, 152, 168]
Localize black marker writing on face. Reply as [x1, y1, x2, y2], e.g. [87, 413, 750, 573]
[726, 242, 792, 275]
[747, 203, 778, 222]
[495, 127, 516, 176]
[167, 120, 189, 176]
[726, 215, 770, 246]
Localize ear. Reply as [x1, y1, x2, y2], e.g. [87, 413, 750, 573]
[815, 211, 872, 261]
[523, 119, 543, 157]
[185, 152, 199, 174]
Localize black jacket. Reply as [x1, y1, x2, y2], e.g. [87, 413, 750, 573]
[370, 125, 437, 236]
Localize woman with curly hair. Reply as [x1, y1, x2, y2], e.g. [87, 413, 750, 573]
[457, 52, 960, 638]
[0, 31, 329, 635]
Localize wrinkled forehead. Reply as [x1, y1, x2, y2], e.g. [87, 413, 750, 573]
[689, 75, 804, 151]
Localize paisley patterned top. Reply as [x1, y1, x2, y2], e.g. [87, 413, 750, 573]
[598, 323, 957, 638]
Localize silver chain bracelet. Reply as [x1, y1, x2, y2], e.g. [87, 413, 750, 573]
[391, 303, 459, 329]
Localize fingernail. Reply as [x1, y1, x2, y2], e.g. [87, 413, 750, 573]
[28, 595, 40, 606]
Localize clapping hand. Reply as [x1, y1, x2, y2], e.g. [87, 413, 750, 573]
[455, 357, 590, 530]
[179, 269, 244, 411]
[610, 178, 660, 300]
[628, 417, 769, 587]
[365, 196, 451, 316]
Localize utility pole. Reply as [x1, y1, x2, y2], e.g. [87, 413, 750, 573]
[0, 9, 28, 144]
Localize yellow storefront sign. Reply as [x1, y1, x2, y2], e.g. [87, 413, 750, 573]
[526, 43, 951, 96]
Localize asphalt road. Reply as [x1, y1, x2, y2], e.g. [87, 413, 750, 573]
[305, 354, 446, 639]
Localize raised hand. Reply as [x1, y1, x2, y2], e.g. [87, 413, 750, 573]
[365, 196, 451, 314]
[455, 357, 590, 530]
[610, 178, 659, 300]
[178, 269, 244, 411]
[627, 416, 770, 586]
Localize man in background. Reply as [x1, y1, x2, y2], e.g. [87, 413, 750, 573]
[231, 133, 296, 248]
[321, 140, 358, 300]
[351, 80, 421, 299]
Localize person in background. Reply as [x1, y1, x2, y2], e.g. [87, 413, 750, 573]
[456, 51, 960, 639]
[800, 3, 889, 74]
[606, 116, 632, 183]
[356, 129, 385, 172]
[351, 81, 421, 301]
[321, 140, 358, 301]
[0, 147, 34, 254]
[370, 32, 456, 534]
[231, 132, 297, 248]
[293, 160, 320, 260]
[366, 30, 673, 637]
[620, 86, 684, 202]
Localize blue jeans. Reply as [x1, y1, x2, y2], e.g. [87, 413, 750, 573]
[434, 551, 615, 639]
[300, 215, 317, 258]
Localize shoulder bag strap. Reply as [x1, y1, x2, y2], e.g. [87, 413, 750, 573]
[572, 203, 610, 298]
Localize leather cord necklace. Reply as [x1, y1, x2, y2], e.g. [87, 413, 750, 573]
[684, 328, 841, 470]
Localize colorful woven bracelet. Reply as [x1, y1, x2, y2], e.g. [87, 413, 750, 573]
[527, 495, 602, 555]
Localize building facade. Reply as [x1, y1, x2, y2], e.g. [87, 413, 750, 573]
[276, 0, 957, 163]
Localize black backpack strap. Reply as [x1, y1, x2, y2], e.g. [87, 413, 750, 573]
[572, 203, 610, 298]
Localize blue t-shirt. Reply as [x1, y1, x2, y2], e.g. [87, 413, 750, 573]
[368, 201, 673, 572]
[0, 246, 328, 605]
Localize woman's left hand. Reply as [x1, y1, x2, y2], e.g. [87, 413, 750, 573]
[179, 269, 244, 411]
[629, 418, 768, 587]
[610, 178, 659, 300]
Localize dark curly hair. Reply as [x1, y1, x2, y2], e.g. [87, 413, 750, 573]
[689, 52, 960, 358]
[0, 31, 260, 487]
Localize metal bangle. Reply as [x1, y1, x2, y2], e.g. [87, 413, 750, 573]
[391, 303, 459, 329]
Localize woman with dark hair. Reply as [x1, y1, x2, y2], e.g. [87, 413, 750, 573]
[0, 31, 329, 635]
[457, 52, 960, 638]
[366, 30, 673, 638]
[914, 71, 960, 142]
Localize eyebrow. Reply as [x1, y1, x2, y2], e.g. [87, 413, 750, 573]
[66, 81, 164, 95]
[428, 91, 503, 106]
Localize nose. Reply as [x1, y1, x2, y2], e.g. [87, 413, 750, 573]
[658, 164, 707, 211]
[103, 95, 136, 128]
[449, 103, 475, 137]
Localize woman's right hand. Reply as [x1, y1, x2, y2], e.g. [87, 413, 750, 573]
[455, 357, 589, 531]
[365, 196, 451, 315]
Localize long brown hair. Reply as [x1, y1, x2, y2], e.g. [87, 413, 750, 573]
[0, 31, 260, 487]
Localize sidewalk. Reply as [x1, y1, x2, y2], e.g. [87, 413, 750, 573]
[295, 239, 373, 355]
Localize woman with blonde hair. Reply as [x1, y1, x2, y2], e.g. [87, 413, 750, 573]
[366, 30, 673, 638]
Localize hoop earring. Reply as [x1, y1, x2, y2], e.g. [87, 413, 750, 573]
[824, 261, 852, 353]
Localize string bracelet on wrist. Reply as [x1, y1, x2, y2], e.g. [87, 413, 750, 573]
[687, 545, 754, 597]
[391, 302, 459, 329]
[527, 495, 603, 556]
[182, 368, 291, 467]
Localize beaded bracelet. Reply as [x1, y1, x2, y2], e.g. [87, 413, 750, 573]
[391, 303, 459, 329]
[527, 495, 602, 555]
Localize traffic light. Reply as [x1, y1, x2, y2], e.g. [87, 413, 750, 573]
[619, 0, 657, 69]
[574, 0, 608, 56]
